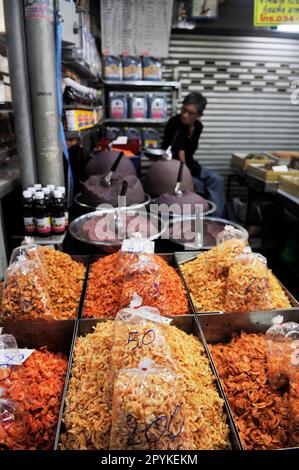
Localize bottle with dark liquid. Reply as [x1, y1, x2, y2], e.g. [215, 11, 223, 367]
[34, 192, 51, 237]
[23, 190, 35, 235]
[51, 191, 66, 234]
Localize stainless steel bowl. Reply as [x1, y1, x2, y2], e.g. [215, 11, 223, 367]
[168, 216, 249, 250]
[69, 209, 168, 253]
[144, 148, 168, 161]
[74, 192, 151, 214]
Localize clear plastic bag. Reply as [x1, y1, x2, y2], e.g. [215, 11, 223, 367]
[224, 251, 273, 314]
[110, 301, 174, 385]
[216, 225, 248, 246]
[1, 251, 52, 320]
[289, 342, 299, 447]
[110, 359, 191, 450]
[9, 237, 41, 266]
[118, 252, 169, 316]
[265, 317, 299, 390]
[0, 398, 28, 450]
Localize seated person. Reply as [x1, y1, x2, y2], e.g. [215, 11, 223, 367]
[162, 91, 226, 217]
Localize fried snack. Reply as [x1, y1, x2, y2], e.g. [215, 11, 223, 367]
[1, 259, 53, 320]
[38, 248, 85, 319]
[180, 240, 291, 313]
[84, 252, 189, 318]
[224, 255, 272, 314]
[0, 349, 67, 450]
[60, 322, 230, 450]
[289, 372, 299, 447]
[211, 332, 290, 450]
[110, 366, 191, 450]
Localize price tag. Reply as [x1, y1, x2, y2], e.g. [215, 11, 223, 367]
[272, 165, 288, 172]
[121, 237, 154, 254]
[0, 349, 35, 367]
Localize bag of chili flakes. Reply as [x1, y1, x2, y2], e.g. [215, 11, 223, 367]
[1, 241, 53, 320]
[110, 358, 192, 450]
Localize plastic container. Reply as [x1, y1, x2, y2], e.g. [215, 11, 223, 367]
[148, 93, 167, 119]
[142, 57, 162, 81]
[103, 56, 122, 81]
[123, 56, 142, 81]
[143, 128, 161, 148]
[128, 94, 148, 119]
[124, 127, 142, 142]
[109, 93, 128, 119]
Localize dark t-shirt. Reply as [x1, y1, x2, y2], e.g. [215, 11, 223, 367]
[162, 114, 203, 176]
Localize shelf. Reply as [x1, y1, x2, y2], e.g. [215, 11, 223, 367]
[62, 47, 100, 83]
[104, 118, 167, 125]
[64, 104, 103, 111]
[64, 124, 101, 140]
[102, 80, 181, 90]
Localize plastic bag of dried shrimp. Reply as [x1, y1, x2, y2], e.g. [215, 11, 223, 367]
[110, 295, 175, 390]
[0, 332, 29, 450]
[289, 340, 299, 447]
[118, 251, 170, 315]
[224, 249, 273, 314]
[265, 316, 299, 390]
[109, 358, 192, 450]
[1, 247, 53, 320]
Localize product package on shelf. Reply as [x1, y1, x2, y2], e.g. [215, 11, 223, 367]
[128, 93, 148, 119]
[148, 93, 167, 119]
[123, 56, 142, 81]
[103, 56, 123, 81]
[110, 359, 191, 450]
[224, 250, 273, 314]
[109, 92, 128, 119]
[142, 57, 162, 81]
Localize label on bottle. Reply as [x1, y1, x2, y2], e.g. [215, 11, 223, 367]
[52, 217, 65, 233]
[64, 211, 69, 227]
[24, 217, 35, 233]
[36, 217, 51, 234]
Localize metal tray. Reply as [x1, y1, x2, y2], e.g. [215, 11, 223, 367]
[175, 251, 299, 315]
[0, 319, 77, 450]
[197, 310, 299, 450]
[55, 316, 242, 450]
[80, 253, 194, 319]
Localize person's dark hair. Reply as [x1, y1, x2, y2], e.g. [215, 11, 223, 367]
[183, 92, 207, 114]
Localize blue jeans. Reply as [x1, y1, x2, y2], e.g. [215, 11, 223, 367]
[192, 167, 226, 217]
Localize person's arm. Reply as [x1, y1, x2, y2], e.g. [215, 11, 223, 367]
[178, 150, 186, 163]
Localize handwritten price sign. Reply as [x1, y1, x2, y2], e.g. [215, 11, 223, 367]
[254, 0, 299, 26]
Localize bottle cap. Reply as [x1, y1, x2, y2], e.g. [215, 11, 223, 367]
[23, 191, 32, 198]
[35, 192, 44, 200]
[34, 184, 42, 190]
[56, 186, 65, 194]
[47, 184, 55, 191]
[42, 187, 51, 195]
[27, 187, 35, 193]
[54, 190, 62, 198]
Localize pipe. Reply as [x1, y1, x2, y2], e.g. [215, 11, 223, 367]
[3, 0, 37, 188]
[24, 0, 64, 186]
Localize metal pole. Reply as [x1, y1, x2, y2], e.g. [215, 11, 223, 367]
[24, 0, 64, 186]
[3, 0, 37, 188]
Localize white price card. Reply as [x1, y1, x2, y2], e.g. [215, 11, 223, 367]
[0, 349, 35, 367]
[272, 165, 288, 172]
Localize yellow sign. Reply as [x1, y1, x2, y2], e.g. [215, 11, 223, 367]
[254, 0, 299, 26]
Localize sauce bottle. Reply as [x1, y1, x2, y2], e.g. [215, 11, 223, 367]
[23, 190, 35, 235]
[51, 191, 66, 234]
[56, 186, 68, 228]
[34, 192, 51, 237]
